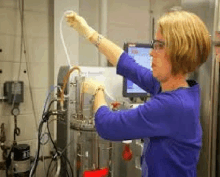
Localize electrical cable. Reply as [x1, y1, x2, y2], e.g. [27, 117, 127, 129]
[61, 155, 70, 177]
[47, 121, 58, 152]
[60, 136, 75, 156]
[12, 0, 24, 108]
[41, 143, 46, 177]
[17, 0, 38, 133]
[46, 99, 58, 113]
[29, 120, 44, 177]
[30, 98, 71, 177]
[51, 161, 57, 176]
[44, 99, 73, 177]
[40, 99, 58, 146]
[40, 117, 57, 146]
[46, 158, 54, 177]
[43, 86, 61, 114]
[47, 127, 73, 177]
[41, 87, 60, 146]
[29, 97, 58, 177]
[5, 146, 13, 177]
[62, 154, 74, 177]
[39, 98, 59, 176]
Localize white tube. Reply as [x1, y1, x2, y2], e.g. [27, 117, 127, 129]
[104, 90, 115, 102]
[60, 11, 73, 67]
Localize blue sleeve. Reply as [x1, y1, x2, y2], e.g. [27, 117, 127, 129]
[117, 52, 161, 96]
[95, 93, 182, 141]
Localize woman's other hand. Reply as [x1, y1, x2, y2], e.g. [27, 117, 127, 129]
[83, 78, 105, 95]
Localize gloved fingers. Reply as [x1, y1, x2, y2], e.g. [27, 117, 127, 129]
[65, 11, 76, 18]
[82, 78, 105, 95]
[65, 12, 87, 28]
[65, 11, 96, 39]
[66, 12, 78, 27]
[82, 82, 97, 95]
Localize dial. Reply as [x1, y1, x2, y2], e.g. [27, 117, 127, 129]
[11, 107, 20, 116]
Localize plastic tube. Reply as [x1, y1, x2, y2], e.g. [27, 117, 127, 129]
[60, 10, 74, 67]
[60, 66, 81, 110]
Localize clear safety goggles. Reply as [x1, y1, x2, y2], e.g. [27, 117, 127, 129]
[151, 40, 165, 51]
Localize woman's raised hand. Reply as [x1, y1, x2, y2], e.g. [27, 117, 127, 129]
[65, 11, 96, 39]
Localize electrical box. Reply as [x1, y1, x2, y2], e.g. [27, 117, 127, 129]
[4, 81, 24, 104]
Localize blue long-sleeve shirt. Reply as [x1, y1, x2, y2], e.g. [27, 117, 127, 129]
[95, 52, 202, 177]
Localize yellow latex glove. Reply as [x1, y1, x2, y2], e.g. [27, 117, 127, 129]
[66, 11, 96, 39]
[83, 78, 105, 95]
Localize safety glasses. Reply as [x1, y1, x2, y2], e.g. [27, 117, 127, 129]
[151, 40, 165, 51]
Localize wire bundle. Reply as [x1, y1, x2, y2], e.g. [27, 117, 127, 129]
[29, 98, 74, 177]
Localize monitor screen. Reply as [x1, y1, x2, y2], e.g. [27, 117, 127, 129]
[123, 43, 152, 97]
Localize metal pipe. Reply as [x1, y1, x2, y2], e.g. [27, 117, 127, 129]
[99, 0, 108, 67]
[210, 2, 220, 177]
[75, 76, 84, 120]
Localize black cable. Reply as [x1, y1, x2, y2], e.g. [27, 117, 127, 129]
[12, 0, 24, 108]
[43, 93, 59, 116]
[29, 120, 44, 176]
[46, 158, 54, 177]
[46, 99, 58, 112]
[30, 99, 69, 177]
[61, 155, 70, 177]
[47, 121, 58, 152]
[46, 112, 73, 177]
[13, 115, 21, 143]
[30, 99, 57, 177]
[66, 168, 70, 177]
[62, 154, 74, 177]
[5, 145, 14, 177]
[47, 117, 71, 176]
[50, 159, 58, 177]
[18, 0, 39, 133]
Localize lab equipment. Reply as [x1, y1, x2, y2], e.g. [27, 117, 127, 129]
[123, 43, 152, 98]
[4, 81, 24, 105]
[13, 144, 30, 177]
[56, 66, 143, 177]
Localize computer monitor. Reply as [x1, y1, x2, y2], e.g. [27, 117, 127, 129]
[123, 43, 152, 97]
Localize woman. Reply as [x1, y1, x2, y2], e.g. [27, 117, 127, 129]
[66, 10, 211, 177]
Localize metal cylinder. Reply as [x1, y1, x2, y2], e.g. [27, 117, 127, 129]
[13, 144, 30, 177]
[71, 130, 111, 176]
[69, 75, 112, 176]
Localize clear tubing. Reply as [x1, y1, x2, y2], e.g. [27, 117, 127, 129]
[60, 10, 74, 67]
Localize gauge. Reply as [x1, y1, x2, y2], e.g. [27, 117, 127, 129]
[11, 107, 20, 116]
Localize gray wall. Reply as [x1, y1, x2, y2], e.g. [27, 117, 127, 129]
[0, 0, 53, 176]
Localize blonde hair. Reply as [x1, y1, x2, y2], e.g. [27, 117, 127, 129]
[158, 10, 211, 75]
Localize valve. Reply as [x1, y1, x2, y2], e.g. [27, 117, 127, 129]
[122, 144, 133, 161]
[111, 101, 121, 111]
